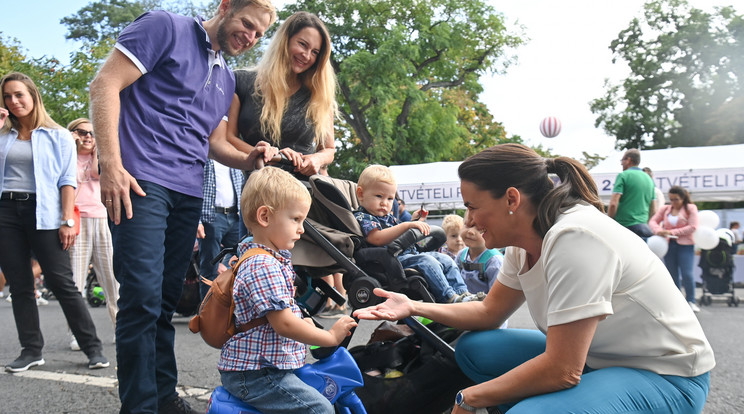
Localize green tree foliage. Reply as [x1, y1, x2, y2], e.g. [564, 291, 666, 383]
[281, 0, 525, 177]
[61, 0, 156, 45]
[590, 0, 744, 150]
[1, 33, 114, 126]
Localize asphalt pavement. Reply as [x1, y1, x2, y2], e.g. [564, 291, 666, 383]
[0, 287, 742, 413]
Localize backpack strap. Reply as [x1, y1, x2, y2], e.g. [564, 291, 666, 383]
[457, 248, 469, 267]
[228, 247, 272, 335]
[460, 249, 501, 281]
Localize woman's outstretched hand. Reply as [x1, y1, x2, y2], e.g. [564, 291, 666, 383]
[352, 288, 414, 321]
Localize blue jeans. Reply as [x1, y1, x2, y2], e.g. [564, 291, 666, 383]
[455, 329, 710, 413]
[665, 240, 696, 303]
[399, 251, 468, 302]
[198, 210, 240, 299]
[110, 181, 201, 413]
[220, 368, 333, 414]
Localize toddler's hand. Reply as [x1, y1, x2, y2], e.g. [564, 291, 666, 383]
[329, 316, 357, 344]
[408, 220, 430, 236]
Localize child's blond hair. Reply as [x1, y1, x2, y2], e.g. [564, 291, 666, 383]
[240, 167, 311, 230]
[357, 164, 396, 189]
[441, 214, 464, 234]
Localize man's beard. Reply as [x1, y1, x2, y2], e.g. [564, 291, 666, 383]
[216, 19, 242, 57]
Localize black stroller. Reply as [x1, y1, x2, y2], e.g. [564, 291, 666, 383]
[698, 234, 739, 307]
[289, 174, 475, 414]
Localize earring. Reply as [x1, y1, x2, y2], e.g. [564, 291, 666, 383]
[509, 210, 513, 215]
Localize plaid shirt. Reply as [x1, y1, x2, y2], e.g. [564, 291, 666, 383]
[218, 241, 306, 372]
[354, 207, 417, 255]
[200, 159, 245, 223]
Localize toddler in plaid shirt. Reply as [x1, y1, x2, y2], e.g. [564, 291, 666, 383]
[218, 167, 357, 413]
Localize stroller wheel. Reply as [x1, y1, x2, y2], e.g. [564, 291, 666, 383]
[348, 277, 383, 309]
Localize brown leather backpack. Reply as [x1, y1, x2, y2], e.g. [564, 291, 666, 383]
[188, 247, 270, 348]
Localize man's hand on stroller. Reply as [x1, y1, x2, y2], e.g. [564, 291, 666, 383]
[353, 288, 414, 321]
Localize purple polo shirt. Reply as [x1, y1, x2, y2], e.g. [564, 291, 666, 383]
[115, 11, 235, 197]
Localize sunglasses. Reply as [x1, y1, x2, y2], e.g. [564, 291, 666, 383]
[73, 128, 94, 138]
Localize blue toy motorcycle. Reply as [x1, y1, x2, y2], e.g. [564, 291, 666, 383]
[205, 346, 366, 414]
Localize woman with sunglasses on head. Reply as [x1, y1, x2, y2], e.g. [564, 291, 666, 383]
[355, 144, 714, 414]
[67, 118, 119, 350]
[0, 72, 109, 372]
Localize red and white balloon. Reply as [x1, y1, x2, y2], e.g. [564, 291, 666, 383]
[539, 116, 562, 138]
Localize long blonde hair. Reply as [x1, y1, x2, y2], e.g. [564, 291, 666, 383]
[253, 11, 337, 148]
[0, 72, 61, 134]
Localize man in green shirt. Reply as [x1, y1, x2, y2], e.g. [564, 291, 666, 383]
[607, 149, 656, 239]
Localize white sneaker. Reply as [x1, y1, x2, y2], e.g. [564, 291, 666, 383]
[70, 337, 80, 351]
[0, 291, 4, 298]
[5, 294, 11, 303]
[689, 302, 701, 313]
[36, 296, 49, 306]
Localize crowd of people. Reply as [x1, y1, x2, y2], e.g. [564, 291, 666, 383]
[0, 0, 721, 413]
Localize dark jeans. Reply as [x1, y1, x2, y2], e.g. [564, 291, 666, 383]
[0, 199, 102, 358]
[110, 181, 201, 413]
[625, 223, 654, 241]
[198, 210, 240, 299]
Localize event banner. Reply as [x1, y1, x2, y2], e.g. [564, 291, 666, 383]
[594, 168, 744, 202]
[397, 181, 463, 209]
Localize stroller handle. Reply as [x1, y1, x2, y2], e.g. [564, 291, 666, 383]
[402, 316, 456, 361]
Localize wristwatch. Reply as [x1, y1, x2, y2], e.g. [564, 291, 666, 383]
[455, 390, 477, 412]
[62, 218, 75, 228]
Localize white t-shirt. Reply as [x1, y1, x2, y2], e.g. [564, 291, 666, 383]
[497, 203, 715, 377]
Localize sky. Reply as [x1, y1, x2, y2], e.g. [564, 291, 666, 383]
[3, 0, 743, 159]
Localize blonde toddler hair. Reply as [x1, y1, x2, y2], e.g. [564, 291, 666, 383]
[357, 164, 396, 189]
[441, 214, 464, 234]
[240, 167, 311, 230]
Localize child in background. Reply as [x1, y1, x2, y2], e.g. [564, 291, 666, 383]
[457, 211, 507, 327]
[457, 211, 504, 294]
[353, 165, 482, 303]
[218, 167, 357, 414]
[439, 214, 464, 260]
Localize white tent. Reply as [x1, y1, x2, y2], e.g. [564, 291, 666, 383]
[390, 161, 464, 210]
[390, 143, 744, 209]
[590, 144, 744, 203]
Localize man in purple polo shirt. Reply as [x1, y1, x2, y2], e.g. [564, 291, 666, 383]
[89, 1, 276, 413]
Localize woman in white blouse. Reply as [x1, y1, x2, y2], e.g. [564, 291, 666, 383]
[355, 144, 714, 414]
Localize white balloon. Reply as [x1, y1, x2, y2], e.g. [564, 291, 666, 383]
[694, 226, 719, 250]
[697, 210, 720, 229]
[647, 235, 669, 258]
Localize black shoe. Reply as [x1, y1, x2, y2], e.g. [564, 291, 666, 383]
[5, 354, 45, 373]
[159, 397, 199, 414]
[87, 352, 110, 369]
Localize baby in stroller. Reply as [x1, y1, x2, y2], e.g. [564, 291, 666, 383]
[353, 165, 484, 304]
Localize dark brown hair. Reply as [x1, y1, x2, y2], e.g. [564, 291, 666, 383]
[458, 143, 604, 237]
[668, 185, 692, 214]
